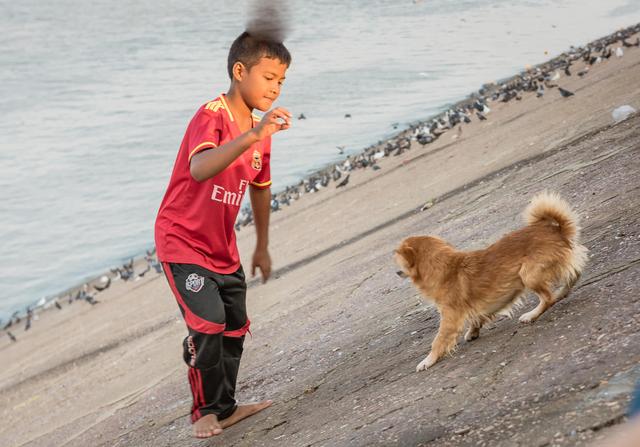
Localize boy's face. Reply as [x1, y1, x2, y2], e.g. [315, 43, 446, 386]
[235, 56, 288, 112]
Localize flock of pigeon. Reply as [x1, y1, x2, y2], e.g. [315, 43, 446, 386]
[1, 250, 163, 342]
[233, 24, 640, 231]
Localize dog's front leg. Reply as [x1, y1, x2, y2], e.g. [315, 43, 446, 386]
[416, 309, 465, 372]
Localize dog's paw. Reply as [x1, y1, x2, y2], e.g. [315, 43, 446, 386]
[518, 311, 537, 324]
[416, 353, 437, 372]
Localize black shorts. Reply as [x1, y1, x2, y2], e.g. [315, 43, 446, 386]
[163, 262, 250, 338]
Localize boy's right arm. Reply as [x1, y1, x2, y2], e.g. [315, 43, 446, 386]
[190, 107, 291, 182]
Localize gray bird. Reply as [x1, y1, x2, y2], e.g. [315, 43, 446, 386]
[558, 87, 574, 97]
[336, 174, 350, 188]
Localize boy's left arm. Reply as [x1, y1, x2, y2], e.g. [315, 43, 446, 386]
[250, 186, 272, 283]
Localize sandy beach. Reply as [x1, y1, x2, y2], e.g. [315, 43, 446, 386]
[1, 27, 640, 447]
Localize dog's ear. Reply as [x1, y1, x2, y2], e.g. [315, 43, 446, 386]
[397, 246, 416, 269]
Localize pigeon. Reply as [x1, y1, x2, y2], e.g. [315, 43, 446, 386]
[298, 113, 307, 120]
[137, 265, 151, 278]
[336, 146, 345, 154]
[336, 174, 350, 188]
[473, 100, 485, 112]
[564, 65, 572, 76]
[94, 276, 111, 291]
[476, 112, 487, 121]
[558, 87, 574, 97]
[344, 113, 352, 118]
[7, 331, 17, 342]
[417, 134, 434, 145]
[536, 84, 544, 98]
[615, 47, 623, 57]
[577, 67, 589, 77]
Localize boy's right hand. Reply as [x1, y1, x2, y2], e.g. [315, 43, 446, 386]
[251, 107, 292, 141]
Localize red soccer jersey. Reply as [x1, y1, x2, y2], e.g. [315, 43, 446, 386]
[155, 93, 272, 274]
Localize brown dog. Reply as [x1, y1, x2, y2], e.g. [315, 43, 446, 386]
[394, 191, 588, 372]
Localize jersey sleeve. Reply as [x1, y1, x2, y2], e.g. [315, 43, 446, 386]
[251, 137, 272, 189]
[187, 110, 222, 163]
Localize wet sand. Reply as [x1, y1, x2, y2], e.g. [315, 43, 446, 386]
[1, 30, 640, 447]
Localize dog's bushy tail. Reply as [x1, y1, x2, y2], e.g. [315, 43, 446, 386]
[523, 191, 580, 242]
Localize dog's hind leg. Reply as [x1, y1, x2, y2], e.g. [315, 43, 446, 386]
[464, 315, 494, 341]
[417, 308, 465, 371]
[464, 323, 482, 341]
[519, 284, 555, 323]
[555, 271, 581, 302]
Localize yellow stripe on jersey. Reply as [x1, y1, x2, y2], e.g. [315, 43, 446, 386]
[218, 95, 234, 122]
[204, 100, 224, 112]
[251, 180, 272, 187]
[188, 142, 217, 161]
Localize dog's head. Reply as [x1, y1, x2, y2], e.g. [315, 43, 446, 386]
[394, 236, 452, 282]
[394, 237, 420, 280]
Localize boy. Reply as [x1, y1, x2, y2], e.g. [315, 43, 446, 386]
[154, 30, 291, 438]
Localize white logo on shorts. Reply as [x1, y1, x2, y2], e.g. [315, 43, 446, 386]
[185, 273, 204, 293]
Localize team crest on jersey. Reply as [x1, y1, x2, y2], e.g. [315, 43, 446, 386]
[251, 149, 262, 171]
[185, 273, 204, 293]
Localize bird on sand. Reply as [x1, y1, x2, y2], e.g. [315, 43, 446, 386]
[94, 276, 111, 291]
[558, 87, 574, 97]
[336, 174, 350, 188]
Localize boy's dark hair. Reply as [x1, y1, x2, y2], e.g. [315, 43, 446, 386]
[227, 31, 292, 79]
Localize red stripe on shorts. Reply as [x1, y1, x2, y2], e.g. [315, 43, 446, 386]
[223, 318, 251, 338]
[163, 262, 226, 334]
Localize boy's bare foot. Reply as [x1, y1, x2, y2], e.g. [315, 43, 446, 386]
[193, 414, 223, 438]
[220, 400, 273, 429]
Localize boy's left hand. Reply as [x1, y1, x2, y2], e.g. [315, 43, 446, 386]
[251, 248, 272, 283]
